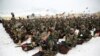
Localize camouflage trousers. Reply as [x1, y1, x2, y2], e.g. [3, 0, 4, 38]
[43, 50, 57, 56]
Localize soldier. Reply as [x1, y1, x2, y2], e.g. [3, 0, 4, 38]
[33, 29, 57, 56]
[65, 28, 78, 47]
[77, 25, 92, 44]
[11, 12, 16, 21]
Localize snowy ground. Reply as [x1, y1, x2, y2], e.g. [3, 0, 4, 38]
[0, 23, 100, 56]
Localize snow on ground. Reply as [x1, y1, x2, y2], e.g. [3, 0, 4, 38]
[0, 23, 100, 56]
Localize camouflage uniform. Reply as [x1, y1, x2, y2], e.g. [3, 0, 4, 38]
[65, 28, 77, 47]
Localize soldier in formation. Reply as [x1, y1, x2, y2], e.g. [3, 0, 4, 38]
[1, 12, 100, 56]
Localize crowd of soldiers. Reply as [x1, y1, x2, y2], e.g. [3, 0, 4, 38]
[1, 13, 100, 56]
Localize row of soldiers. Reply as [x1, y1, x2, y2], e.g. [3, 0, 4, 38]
[1, 13, 100, 56]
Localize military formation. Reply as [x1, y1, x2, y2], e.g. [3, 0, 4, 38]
[1, 13, 100, 56]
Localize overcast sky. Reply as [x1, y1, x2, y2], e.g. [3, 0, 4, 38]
[0, 0, 100, 16]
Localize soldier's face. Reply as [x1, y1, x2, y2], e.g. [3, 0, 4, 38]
[70, 28, 75, 34]
[81, 25, 85, 30]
